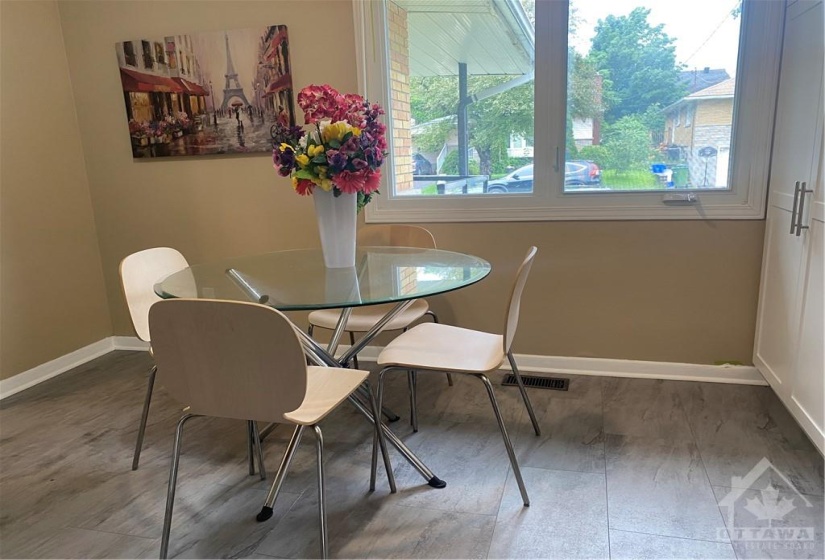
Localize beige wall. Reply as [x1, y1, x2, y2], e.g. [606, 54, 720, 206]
[0, 1, 111, 379]
[56, 0, 764, 367]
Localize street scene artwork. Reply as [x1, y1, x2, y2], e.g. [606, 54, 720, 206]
[115, 25, 294, 158]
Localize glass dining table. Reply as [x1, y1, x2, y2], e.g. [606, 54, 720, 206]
[155, 246, 491, 508]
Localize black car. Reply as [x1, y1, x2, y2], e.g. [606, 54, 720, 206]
[484, 161, 602, 193]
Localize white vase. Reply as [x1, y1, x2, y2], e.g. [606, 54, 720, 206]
[313, 188, 357, 268]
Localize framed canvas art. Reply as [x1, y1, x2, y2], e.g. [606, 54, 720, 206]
[116, 25, 294, 158]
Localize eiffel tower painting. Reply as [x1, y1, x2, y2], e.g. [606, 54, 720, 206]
[220, 33, 250, 111]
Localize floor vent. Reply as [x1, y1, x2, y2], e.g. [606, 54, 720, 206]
[502, 374, 569, 391]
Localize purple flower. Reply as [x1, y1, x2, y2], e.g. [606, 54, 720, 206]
[352, 158, 368, 170]
[327, 149, 348, 171]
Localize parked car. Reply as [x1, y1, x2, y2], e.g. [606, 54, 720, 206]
[483, 161, 602, 193]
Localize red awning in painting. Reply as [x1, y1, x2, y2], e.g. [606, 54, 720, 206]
[171, 77, 209, 96]
[120, 68, 182, 93]
[264, 73, 292, 96]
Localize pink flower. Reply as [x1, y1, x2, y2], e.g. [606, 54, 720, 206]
[363, 169, 381, 194]
[333, 169, 368, 194]
[297, 84, 342, 124]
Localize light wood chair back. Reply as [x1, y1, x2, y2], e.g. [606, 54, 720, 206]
[148, 299, 308, 423]
[503, 246, 538, 354]
[357, 225, 436, 249]
[119, 247, 190, 342]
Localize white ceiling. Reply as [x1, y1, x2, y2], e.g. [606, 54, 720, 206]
[393, 0, 534, 77]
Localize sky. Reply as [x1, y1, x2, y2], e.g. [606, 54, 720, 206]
[569, 0, 742, 76]
[190, 27, 267, 108]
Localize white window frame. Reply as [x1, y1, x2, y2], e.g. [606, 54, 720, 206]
[354, 0, 784, 222]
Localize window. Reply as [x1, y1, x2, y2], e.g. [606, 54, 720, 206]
[355, 0, 784, 221]
[154, 42, 165, 65]
[141, 40, 153, 69]
[123, 41, 137, 67]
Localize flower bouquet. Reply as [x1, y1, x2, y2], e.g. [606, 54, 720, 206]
[271, 84, 387, 211]
[271, 84, 387, 268]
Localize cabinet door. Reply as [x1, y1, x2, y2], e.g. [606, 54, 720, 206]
[754, 1, 823, 393]
[791, 215, 824, 451]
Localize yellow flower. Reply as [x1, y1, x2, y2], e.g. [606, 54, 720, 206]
[312, 177, 334, 191]
[321, 121, 353, 143]
[317, 166, 328, 179]
[295, 154, 310, 168]
[280, 143, 293, 152]
[352, 127, 362, 137]
[308, 144, 325, 158]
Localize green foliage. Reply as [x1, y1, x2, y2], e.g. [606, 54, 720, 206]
[440, 150, 480, 175]
[600, 115, 655, 172]
[589, 7, 686, 122]
[410, 75, 533, 175]
[578, 145, 609, 168]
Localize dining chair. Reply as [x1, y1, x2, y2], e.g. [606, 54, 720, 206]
[307, 224, 453, 431]
[148, 299, 390, 559]
[371, 247, 541, 507]
[119, 247, 266, 476]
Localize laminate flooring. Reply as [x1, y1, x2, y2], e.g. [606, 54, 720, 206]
[0, 351, 822, 559]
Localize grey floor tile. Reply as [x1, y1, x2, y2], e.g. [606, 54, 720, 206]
[605, 434, 729, 542]
[336, 504, 495, 559]
[4, 526, 159, 559]
[488, 467, 610, 559]
[514, 375, 605, 473]
[681, 383, 824, 497]
[603, 378, 695, 441]
[3, 351, 822, 560]
[713, 485, 824, 560]
[380, 419, 517, 516]
[609, 529, 737, 559]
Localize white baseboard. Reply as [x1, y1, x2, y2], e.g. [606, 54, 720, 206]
[111, 336, 151, 351]
[340, 345, 768, 386]
[0, 336, 767, 401]
[0, 338, 115, 400]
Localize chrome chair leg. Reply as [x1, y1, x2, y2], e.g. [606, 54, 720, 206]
[258, 425, 305, 522]
[160, 413, 196, 559]
[252, 421, 267, 480]
[247, 421, 256, 476]
[132, 365, 157, 471]
[349, 331, 360, 369]
[313, 424, 329, 560]
[366, 380, 396, 493]
[407, 370, 418, 432]
[307, 324, 314, 337]
[475, 374, 529, 506]
[507, 351, 541, 436]
[425, 310, 453, 386]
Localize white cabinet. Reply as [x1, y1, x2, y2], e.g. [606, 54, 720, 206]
[754, 0, 824, 454]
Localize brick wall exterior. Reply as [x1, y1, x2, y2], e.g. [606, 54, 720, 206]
[388, 2, 413, 192]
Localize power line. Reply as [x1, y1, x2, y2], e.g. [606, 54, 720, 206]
[684, 1, 739, 66]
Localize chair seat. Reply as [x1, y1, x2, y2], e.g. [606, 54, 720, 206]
[308, 299, 429, 332]
[283, 366, 369, 425]
[377, 322, 505, 373]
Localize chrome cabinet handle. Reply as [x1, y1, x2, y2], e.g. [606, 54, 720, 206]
[791, 181, 801, 234]
[795, 181, 813, 236]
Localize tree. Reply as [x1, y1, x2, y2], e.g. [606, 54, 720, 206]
[589, 8, 686, 122]
[410, 75, 534, 176]
[599, 115, 654, 172]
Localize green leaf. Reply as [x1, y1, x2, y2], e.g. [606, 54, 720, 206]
[312, 155, 327, 164]
[293, 169, 314, 179]
[328, 140, 341, 149]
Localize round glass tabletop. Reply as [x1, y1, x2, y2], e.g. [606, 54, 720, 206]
[155, 247, 491, 311]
